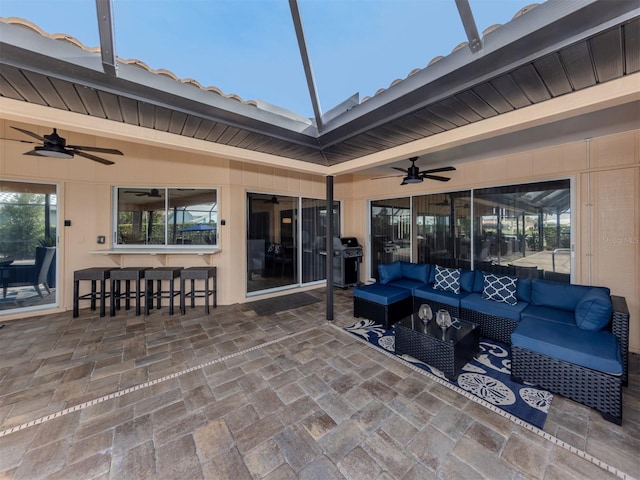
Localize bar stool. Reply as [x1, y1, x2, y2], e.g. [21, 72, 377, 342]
[73, 267, 113, 318]
[110, 267, 151, 316]
[146, 266, 183, 315]
[180, 266, 217, 314]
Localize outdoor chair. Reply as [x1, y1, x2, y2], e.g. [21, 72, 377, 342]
[1, 247, 55, 298]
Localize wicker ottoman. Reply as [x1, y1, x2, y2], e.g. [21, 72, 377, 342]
[353, 283, 413, 329]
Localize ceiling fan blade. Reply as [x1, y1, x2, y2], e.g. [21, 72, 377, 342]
[0, 136, 38, 145]
[422, 174, 451, 182]
[371, 174, 403, 180]
[421, 166, 456, 174]
[74, 150, 115, 165]
[391, 167, 407, 173]
[69, 145, 123, 155]
[10, 126, 45, 142]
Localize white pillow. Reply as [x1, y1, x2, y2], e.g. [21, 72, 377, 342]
[434, 266, 461, 294]
[482, 273, 517, 305]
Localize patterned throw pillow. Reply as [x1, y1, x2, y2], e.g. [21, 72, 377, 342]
[433, 266, 461, 294]
[483, 273, 518, 305]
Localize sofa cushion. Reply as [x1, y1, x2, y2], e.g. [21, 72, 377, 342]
[482, 273, 517, 305]
[511, 318, 623, 375]
[461, 293, 528, 321]
[460, 269, 475, 293]
[428, 264, 437, 284]
[400, 262, 430, 284]
[388, 278, 426, 295]
[434, 266, 461, 294]
[414, 284, 462, 310]
[378, 261, 403, 284]
[353, 283, 411, 305]
[575, 288, 612, 331]
[516, 277, 532, 303]
[473, 270, 484, 293]
[520, 304, 576, 326]
[531, 280, 607, 311]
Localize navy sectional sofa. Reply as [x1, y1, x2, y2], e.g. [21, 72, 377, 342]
[352, 261, 630, 424]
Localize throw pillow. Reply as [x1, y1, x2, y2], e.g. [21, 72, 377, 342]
[434, 266, 461, 294]
[378, 261, 403, 284]
[483, 273, 518, 305]
[575, 288, 612, 331]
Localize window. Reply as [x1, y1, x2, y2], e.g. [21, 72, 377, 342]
[114, 187, 218, 247]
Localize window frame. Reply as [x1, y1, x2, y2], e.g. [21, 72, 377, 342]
[112, 186, 219, 249]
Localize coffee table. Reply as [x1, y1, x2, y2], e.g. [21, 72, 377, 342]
[395, 312, 480, 380]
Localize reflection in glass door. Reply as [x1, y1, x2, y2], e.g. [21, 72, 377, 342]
[0, 180, 58, 313]
[247, 193, 298, 293]
[412, 191, 471, 268]
[473, 180, 571, 280]
[370, 198, 410, 281]
[301, 198, 340, 283]
[247, 194, 341, 294]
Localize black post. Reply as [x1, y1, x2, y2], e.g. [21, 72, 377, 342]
[326, 175, 334, 321]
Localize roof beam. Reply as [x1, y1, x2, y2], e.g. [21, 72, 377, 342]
[95, 0, 118, 76]
[289, 0, 324, 132]
[455, 0, 482, 53]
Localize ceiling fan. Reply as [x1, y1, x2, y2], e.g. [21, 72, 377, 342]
[374, 157, 456, 185]
[2, 126, 123, 165]
[124, 189, 162, 197]
[264, 195, 280, 204]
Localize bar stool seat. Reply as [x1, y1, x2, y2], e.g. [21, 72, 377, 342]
[146, 267, 183, 315]
[73, 267, 112, 318]
[180, 266, 217, 314]
[110, 267, 151, 316]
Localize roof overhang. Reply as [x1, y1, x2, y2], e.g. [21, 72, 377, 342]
[0, 0, 638, 171]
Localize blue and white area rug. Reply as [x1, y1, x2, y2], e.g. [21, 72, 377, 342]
[345, 319, 552, 429]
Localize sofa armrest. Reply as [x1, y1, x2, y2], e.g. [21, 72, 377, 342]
[611, 295, 629, 386]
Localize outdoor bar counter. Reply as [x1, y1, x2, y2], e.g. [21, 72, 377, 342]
[89, 248, 220, 266]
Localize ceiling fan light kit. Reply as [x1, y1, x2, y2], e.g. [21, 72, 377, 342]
[34, 145, 73, 159]
[401, 176, 422, 185]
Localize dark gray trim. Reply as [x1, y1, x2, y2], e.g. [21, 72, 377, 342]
[455, 0, 482, 53]
[317, 0, 638, 147]
[95, 0, 117, 76]
[289, 0, 324, 132]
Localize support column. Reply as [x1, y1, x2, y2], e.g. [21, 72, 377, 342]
[326, 175, 334, 321]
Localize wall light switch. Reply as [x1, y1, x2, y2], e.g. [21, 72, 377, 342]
[97, 236, 106, 244]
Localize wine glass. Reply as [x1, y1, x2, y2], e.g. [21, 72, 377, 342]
[418, 304, 432, 327]
[436, 309, 452, 339]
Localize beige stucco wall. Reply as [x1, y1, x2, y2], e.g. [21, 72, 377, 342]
[0, 120, 345, 316]
[1, 120, 638, 353]
[343, 130, 640, 353]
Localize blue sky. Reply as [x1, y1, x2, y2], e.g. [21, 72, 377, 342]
[0, 0, 537, 118]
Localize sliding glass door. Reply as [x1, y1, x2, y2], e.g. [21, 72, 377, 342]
[0, 180, 58, 313]
[247, 193, 340, 294]
[367, 179, 571, 282]
[412, 191, 472, 269]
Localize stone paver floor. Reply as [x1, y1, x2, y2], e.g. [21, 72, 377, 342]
[0, 287, 638, 479]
